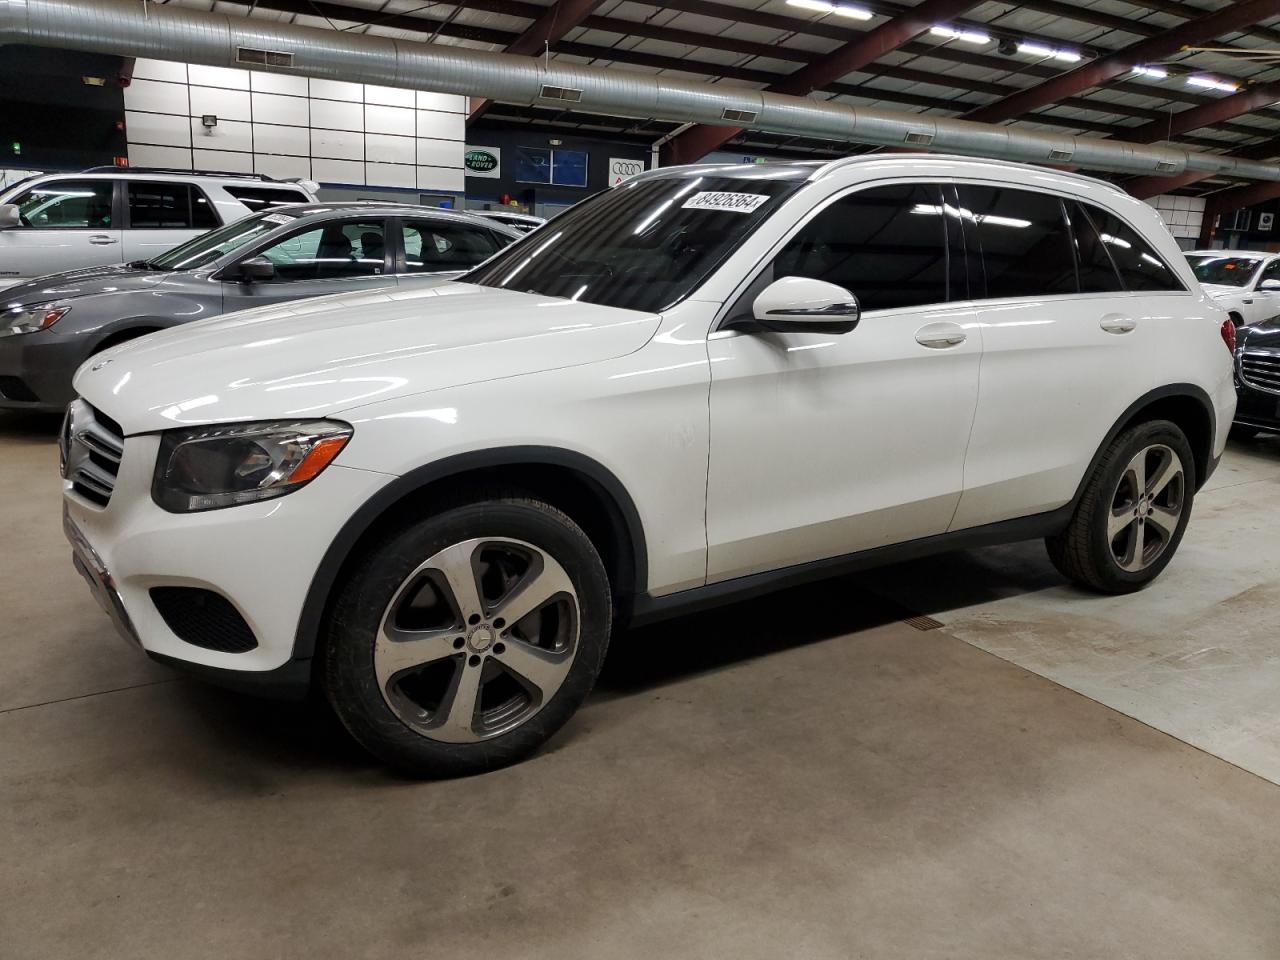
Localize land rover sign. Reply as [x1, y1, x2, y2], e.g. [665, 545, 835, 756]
[464, 146, 501, 179]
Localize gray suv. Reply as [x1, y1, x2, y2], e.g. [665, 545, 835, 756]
[0, 202, 520, 411]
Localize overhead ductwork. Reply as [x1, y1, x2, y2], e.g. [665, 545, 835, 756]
[1, 0, 1278, 183]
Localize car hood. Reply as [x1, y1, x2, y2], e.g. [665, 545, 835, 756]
[0, 263, 191, 309]
[1241, 316, 1280, 350]
[73, 282, 661, 435]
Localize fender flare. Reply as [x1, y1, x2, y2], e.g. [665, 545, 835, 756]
[291, 446, 648, 661]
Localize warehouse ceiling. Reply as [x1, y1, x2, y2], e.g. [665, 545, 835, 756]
[165, 0, 1280, 199]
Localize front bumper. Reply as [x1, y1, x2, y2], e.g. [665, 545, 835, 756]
[1234, 376, 1280, 431]
[0, 330, 83, 412]
[63, 429, 396, 688]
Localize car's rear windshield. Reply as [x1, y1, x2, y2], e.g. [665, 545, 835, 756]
[463, 175, 804, 313]
[148, 212, 291, 270]
[1186, 254, 1263, 288]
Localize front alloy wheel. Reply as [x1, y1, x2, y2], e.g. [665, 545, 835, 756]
[324, 496, 611, 776]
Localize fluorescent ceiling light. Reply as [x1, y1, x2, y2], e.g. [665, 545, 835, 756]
[1017, 40, 1081, 63]
[929, 25, 990, 44]
[1133, 65, 1167, 79]
[786, 0, 872, 20]
[1187, 75, 1238, 93]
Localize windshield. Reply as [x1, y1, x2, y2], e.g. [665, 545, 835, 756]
[463, 175, 804, 312]
[1185, 254, 1263, 288]
[148, 212, 294, 270]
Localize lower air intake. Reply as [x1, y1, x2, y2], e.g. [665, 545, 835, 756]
[151, 587, 259, 653]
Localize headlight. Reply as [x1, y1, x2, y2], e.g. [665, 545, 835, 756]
[1, 304, 70, 337]
[152, 420, 353, 513]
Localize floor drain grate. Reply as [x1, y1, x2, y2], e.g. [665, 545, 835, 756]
[903, 614, 944, 631]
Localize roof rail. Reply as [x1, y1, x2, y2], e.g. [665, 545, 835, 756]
[81, 166, 278, 181]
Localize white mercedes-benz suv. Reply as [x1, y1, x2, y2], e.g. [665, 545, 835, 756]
[61, 156, 1236, 775]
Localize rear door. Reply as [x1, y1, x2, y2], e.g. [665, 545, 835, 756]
[950, 184, 1187, 529]
[0, 178, 121, 283]
[221, 216, 394, 309]
[122, 181, 221, 264]
[395, 218, 510, 282]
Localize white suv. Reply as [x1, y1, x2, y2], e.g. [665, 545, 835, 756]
[61, 156, 1237, 775]
[1184, 249, 1280, 328]
[0, 167, 316, 288]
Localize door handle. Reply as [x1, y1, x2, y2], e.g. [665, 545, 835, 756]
[88, 235, 119, 245]
[1243, 299, 1254, 305]
[915, 321, 967, 349]
[1100, 314, 1137, 334]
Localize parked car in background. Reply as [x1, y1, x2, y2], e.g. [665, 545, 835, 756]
[1230, 317, 1280, 438]
[62, 156, 1234, 776]
[473, 210, 545, 233]
[1185, 249, 1280, 328]
[0, 168, 318, 290]
[0, 202, 519, 411]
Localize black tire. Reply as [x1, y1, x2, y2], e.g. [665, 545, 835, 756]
[322, 494, 611, 777]
[1046, 419, 1196, 594]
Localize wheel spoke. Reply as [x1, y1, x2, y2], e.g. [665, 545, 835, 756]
[492, 638, 573, 699]
[434, 540, 485, 621]
[1148, 504, 1181, 538]
[493, 559, 574, 628]
[1125, 450, 1147, 499]
[1107, 507, 1134, 542]
[1146, 451, 1180, 497]
[1119, 521, 1145, 571]
[432, 659, 485, 741]
[374, 628, 457, 684]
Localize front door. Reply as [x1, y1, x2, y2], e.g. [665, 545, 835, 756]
[705, 181, 982, 582]
[222, 217, 394, 309]
[0, 178, 121, 284]
[1248, 258, 1280, 325]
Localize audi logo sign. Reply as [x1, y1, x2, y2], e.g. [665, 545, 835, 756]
[609, 157, 645, 185]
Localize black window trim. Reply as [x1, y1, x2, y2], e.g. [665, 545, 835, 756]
[952, 178, 1188, 300]
[713, 176, 963, 331]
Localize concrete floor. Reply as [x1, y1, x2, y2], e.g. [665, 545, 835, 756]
[4, 410, 1280, 959]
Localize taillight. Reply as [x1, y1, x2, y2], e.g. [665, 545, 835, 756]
[1221, 317, 1236, 355]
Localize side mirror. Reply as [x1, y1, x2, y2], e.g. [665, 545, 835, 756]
[237, 256, 276, 283]
[1260, 278, 1280, 292]
[750, 276, 860, 334]
[0, 203, 21, 230]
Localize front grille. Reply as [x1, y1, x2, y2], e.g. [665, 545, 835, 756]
[151, 587, 259, 653]
[1239, 350, 1280, 395]
[60, 400, 124, 508]
[0, 375, 38, 402]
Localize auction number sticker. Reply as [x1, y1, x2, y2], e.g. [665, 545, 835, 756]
[681, 191, 769, 214]
[263, 213, 297, 225]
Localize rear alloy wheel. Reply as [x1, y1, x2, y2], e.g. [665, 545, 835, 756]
[1046, 420, 1195, 594]
[324, 497, 610, 776]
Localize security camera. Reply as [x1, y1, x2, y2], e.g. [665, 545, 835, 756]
[998, 38, 1018, 56]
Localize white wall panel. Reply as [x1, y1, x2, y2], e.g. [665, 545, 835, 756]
[124, 79, 189, 116]
[312, 158, 365, 184]
[365, 104, 415, 137]
[254, 123, 310, 157]
[188, 64, 251, 90]
[416, 91, 463, 113]
[254, 154, 311, 181]
[192, 149, 255, 174]
[367, 133, 416, 165]
[310, 78, 363, 102]
[126, 110, 191, 148]
[130, 144, 194, 168]
[366, 85, 415, 108]
[252, 92, 309, 127]
[366, 162, 416, 189]
[418, 167, 465, 192]
[311, 99, 364, 132]
[312, 128, 364, 161]
[416, 109, 465, 141]
[416, 138, 460, 168]
[251, 72, 309, 97]
[191, 118, 253, 154]
[189, 86, 252, 123]
[132, 58, 188, 83]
